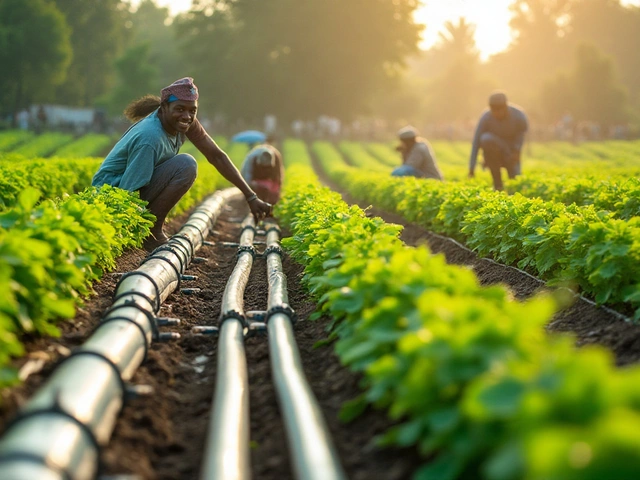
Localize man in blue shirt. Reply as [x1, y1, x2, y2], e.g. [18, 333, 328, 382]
[468, 92, 528, 190]
[93, 77, 272, 249]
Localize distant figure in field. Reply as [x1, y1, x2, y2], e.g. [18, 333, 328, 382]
[35, 105, 48, 134]
[391, 126, 443, 181]
[240, 143, 284, 205]
[469, 92, 528, 191]
[91, 77, 272, 249]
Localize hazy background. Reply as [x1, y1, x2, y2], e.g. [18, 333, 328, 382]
[2, 0, 639, 138]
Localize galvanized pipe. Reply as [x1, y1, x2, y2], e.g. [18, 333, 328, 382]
[218, 216, 257, 319]
[200, 319, 250, 480]
[0, 189, 240, 480]
[200, 215, 255, 480]
[265, 223, 347, 480]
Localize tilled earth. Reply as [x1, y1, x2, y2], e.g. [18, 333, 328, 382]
[0, 195, 420, 480]
[1, 183, 639, 480]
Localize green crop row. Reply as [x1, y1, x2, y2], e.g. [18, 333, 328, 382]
[0, 144, 229, 388]
[52, 133, 115, 158]
[339, 141, 390, 172]
[277, 142, 640, 480]
[313, 141, 640, 317]
[0, 156, 99, 211]
[0, 130, 34, 153]
[505, 174, 640, 220]
[365, 142, 400, 167]
[10, 132, 75, 158]
[0, 186, 154, 387]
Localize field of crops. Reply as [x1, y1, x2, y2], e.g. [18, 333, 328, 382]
[0, 129, 639, 479]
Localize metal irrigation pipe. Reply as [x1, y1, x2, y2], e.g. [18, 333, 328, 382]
[0, 189, 239, 480]
[200, 215, 255, 480]
[264, 222, 347, 480]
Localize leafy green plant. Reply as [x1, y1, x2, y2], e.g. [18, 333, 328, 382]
[11, 132, 74, 157]
[276, 141, 640, 480]
[52, 133, 115, 158]
[0, 129, 34, 153]
[0, 185, 153, 389]
[0, 156, 99, 210]
[313, 141, 640, 316]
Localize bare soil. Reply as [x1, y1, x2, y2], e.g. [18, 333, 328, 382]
[0, 194, 421, 480]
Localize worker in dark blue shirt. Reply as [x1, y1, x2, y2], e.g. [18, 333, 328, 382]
[468, 92, 528, 190]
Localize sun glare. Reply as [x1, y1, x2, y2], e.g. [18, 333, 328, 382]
[132, 0, 193, 16]
[414, 0, 514, 60]
[414, 0, 640, 61]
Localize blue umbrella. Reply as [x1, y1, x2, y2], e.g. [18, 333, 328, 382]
[231, 130, 266, 144]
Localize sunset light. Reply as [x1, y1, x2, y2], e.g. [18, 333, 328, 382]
[3, 1, 640, 479]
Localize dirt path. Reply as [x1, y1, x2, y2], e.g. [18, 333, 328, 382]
[0, 193, 422, 480]
[309, 154, 640, 366]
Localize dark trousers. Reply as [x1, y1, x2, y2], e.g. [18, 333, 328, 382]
[480, 132, 519, 191]
[139, 153, 197, 234]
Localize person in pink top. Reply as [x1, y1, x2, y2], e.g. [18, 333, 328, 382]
[93, 77, 272, 249]
[240, 143, 284, 205]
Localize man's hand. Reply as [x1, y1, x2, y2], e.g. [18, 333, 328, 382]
[248, 196, 272, 221]
[510, 150, 521, 166]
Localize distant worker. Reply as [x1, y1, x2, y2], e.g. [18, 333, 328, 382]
[469, 92, 528, 190]
[92, 77, 272, 249]
[240, 143, 284, 205]
[35, 105, 48, 134]
[391, 126, 443, 180]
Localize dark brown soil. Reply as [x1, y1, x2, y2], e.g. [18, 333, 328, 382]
[0, 193, 422, 480]
[309, 153, 640, 367]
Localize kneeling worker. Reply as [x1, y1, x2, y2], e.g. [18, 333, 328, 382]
[391, 126, 443, 181]
[240, 143, 284, 205]
[468, 91, 528, 190]
[91, 77, 272, 249]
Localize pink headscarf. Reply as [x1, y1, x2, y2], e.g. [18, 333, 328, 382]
[161, 77, 199, 103]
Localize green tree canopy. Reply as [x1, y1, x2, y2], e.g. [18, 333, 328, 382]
[569, 0, 640, 107]
[52, 0, 131, 107]
[0, 0, 72, 116]
[538, 43, 628, 126]
[98, 42, 159, 116]
[571, 43, 628, 126]
[485, 0, 574, 103]
[176, 0, 422, 122]
[130, 0, 184, 90]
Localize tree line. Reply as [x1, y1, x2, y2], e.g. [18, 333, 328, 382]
[395, 0, 640, 132]
[1, 0, 638, 132]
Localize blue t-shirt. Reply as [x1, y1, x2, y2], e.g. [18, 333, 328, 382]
[92, 110, 185, 191]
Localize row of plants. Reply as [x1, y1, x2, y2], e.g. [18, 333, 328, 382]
[276, 139, 640, 480]
[52, 133, 115, 158]
[312, 141, 640, 317]
[10, 132, 75, 158]
[363, 140, 640, 216]
[0, 130, 34, 153]
[0, 138, 232, 388]
[0, 186, 155, 387]
[339, 141, 390, 173]
[365, 140, 640, 185]
[504, 174, 640, 220]
[0, 155, 99, 211]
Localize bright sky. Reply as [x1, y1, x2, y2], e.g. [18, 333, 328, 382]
[415, 0, 640, 60]
[137, 0, 640, 60]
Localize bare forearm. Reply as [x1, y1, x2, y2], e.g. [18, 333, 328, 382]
[194, 135, 255, 198]
[209, 152, 255, 198]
